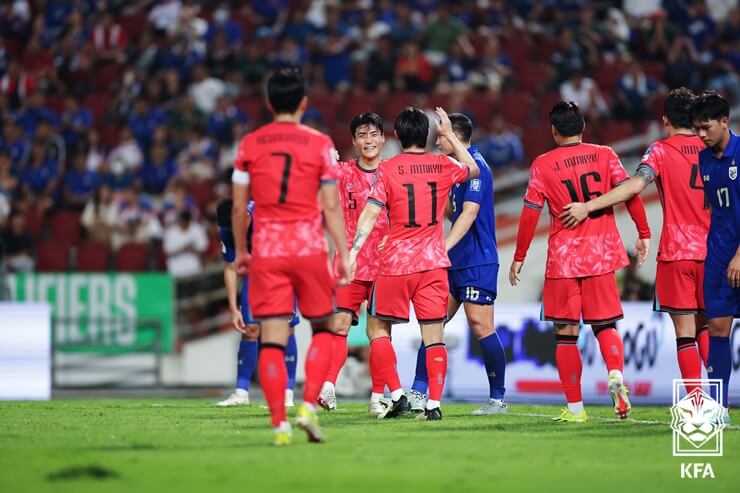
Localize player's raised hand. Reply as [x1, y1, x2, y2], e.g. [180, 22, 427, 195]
[231, 307, 247, 335]
[728, 251, 740, 288]
[509, 260, 523, 286]
[560, 202, 588, 228]
[635, 238, 649, 267]
[235, 251, 252, 276]
[435, 107, 453, 136]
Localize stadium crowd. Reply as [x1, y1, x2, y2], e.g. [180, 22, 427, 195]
[0, 0, 738, 274]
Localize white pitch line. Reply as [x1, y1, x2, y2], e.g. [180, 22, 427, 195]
[506, 411, 740, 430]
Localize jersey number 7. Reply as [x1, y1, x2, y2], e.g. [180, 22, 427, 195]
[273, 152, 292, 203]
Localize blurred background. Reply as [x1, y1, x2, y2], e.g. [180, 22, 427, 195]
[0, 0, 738, 402]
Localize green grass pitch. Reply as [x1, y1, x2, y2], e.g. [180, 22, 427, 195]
[0, 399, 737, 493]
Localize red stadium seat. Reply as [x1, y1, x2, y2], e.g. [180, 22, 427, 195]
[36, 243, 69, 272]
[84, 93, 111, 124]
[118, 11, 148, 41]
[522, 124, 554, 163]
[115, 242, 150, 272]
[537, 91, 563, 122]
[186, 180, 216, 213]
[342, 91, 380, 122]
[49, 210, 82, 246]
[307, 92, 342, 125]
[76, 241, 111, 272]
[96, 64, 123, 93]
[595, 63, 624, 95]
[501, 34, 535, 70]
[517, 63, 551, 93]
[99, 122, 121, 148]
[600, 121, 635, 145]
[379, 92, 415, 122]
[236, 96, 267, 124]
[463, 92, 494, 129]
[24, 207, 45, 241]
[500, 92, 533, 128]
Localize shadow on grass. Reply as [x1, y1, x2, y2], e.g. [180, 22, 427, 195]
[47, 465, 119, 481]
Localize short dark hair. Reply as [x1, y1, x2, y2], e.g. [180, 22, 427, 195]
[266, 68, 305, 115]
[691, 91, 730, 122]
[394, 107, 428, 149]
[549, 101, 585, 137]
[216, 198, 233, 229]
[350, 112, 384, 137]
[663, 88, 695, 129]
[448, 113, 473, 143]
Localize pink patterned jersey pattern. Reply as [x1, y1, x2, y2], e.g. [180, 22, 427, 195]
[233, 121, 337, 258]
[334, 160, 388, 281]
[523, 143, 632, 279]
[369, 152, 469, 276]
[639, 134, 709, 262]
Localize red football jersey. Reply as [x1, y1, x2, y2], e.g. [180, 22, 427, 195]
[333, 159, 388, 281]
[369, 152, 470, 275]
[639, 135, 709, 262]
[523, 143, 631, 279]
[233, 121, 337, 258]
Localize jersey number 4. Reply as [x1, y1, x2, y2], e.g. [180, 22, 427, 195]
[403, 182, 438, 228]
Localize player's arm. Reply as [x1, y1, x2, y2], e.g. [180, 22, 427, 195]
[444, 195, 453, 220]
[729, 243, 740, 288]
[231, 179, 251, 275]
[509, 203, 541, 286]
[436, 107, 479, 179]
[349, 200, 383, 277]
[320, 182, 350, 284]
[560, 170, 652, 227]
[223, 262, 247, 334]
[445, 201, 479, 251]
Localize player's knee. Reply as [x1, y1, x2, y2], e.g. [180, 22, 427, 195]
[468, 316, 494, 339]
[591, 323, 616, 337]
[331, 312, 353, 335]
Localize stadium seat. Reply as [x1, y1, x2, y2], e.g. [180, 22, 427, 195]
[99, 122, 121, 149]
[308, 92, 341, 125]
[36, 243, 69, 272]
[379, 93, 415, 122]
[522, 124, 554, 163]
[115, 242, 150, 272]
[24, 207, 45, 242]
[186, 180, 216, 214]
[76, 241, 111, 272]
[117, 11, 148, 41]
[517, 63, 551, 93]
[49, 210, 82, 246]
[537, 91, 563, 122]
[96, 64, 123, 93]
[84, 93, 111, 124]
[600, 121, 635, 145]
[463, 92, 494, 129]
[501, 34, 535, 70]
[595, 62, 624, 95]
[236, 96, 266, 123]
[342, 91, 380, 122]
[500, 92, 533, 128]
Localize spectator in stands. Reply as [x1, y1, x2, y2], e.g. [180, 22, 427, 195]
[0, 60, 37, 111]
[168, 95, 205, 137]
[207, 96, 247, 146]
[81, 185, 116, 244]
[149, 0, 182, 36]
[139, 143, 177, 195]
[61, 95, 94, 149]
[423, 2, 471, 67]
[161, 179, 199, 227]
[395, 40, 435, 93]
[389, 2, 422, 46]
[273, 36, 310, 73]
[550, 29, 597, 87]
[2, 120, 30, 172]
[665, 36, 702, 90]
[0, 0, 31, 44]
[643, 9, 677, 61]
[107, 127, 143, 173]
[437, 43, 471, 93]
[218, 121, 248, 173]
[162, 209, 207, 279]
[478, 114, 524, 171]
[205, 31, 235, 81]
[63, 153, 100, 210]
[366, 35, 395, 92]
[188, 63, 225, 114]
[20, 139, 59, 201]
[613, 58, 660, 122]
[281, 7, 314, 45]
[16, 91, 59, 136]
[684, 0, 715, 52]
[177, 125, 217, 181]
[84, 130, 105, 172]
[0, 151, 16, 224]
[318, 28, 352, 92]
[35, 118, 66, 171]
[1, 210, 34, 272]
[468, 35, 512, 95]
[707, 32, 740, 104]
[111, 187, 162, 250]
[237, 42, 270, 89]
[89, 11, 128, 64]
[128, 97, 168, 150]
[559, 68, 608, 121]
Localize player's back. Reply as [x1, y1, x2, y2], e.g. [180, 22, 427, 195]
[235, 121, 336, 258]
[371, 151, 469, 275]
[641, 134, 708, 261]
[525, 142, 629, 278]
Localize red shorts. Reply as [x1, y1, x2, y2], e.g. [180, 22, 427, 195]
[248, 254, 335, 322]
[370, 269, 448, 324]
[542, 272, 623, 326]
[654, 260, 705, 314]
[336, 279, 373, 324]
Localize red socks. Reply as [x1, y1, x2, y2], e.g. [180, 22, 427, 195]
[696, 326, 709, 368]
[556, 334, 583, 403]
[676, 337, 702, 393]
[370, 337, 402, 393]
[594, 325, 624, 373]
[324, 333, 348, 385]
[258, 345, 288, 427]
[303, 331, 334, 405]
[425, 344, 447, 402]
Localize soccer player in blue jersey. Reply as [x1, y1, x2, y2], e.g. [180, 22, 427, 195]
[692, 92, 739, 424]
[407, 113, 507, 415]
[215, 198, 300, 407]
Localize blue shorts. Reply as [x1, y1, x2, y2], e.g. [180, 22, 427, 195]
[448, 264, 498, 305]
[241, 278, 300, 326]
[704, 258, 740, 320]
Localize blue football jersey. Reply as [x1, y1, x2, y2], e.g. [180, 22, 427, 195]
[219, 201, 254, 262]
[700, 131, 740, 265]
[448, 144, 499, 269]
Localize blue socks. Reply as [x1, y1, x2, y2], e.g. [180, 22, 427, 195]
[285, 334, 298, 391]
[480, 332, 507, 400]
[708, 336, 731, 407]
[236, 340, 258, 391]
[411, 343, 429, 393]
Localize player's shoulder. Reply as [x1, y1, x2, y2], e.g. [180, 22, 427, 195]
[296, 123, 333, 143]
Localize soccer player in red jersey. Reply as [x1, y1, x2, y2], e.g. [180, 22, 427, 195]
[349, 107, 479, 421]
[317, 112, 391, 415]
[560, 89, 710, 393]
[509, 101, 651, 422]
[231, 69, 350, 445]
